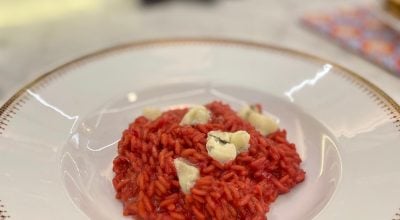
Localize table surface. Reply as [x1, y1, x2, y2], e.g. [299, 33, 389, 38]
[1, 0, 399, 105]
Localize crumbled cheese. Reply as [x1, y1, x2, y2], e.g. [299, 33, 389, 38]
[173, 158, 200, 194]
[230, 131, 251, 153]
[142, 107, 162, 120]
[206, 130, 250, 163]
[180, 105, 211, 125]
[247, 111, 278, 136]
[208, 131, 231, 143]
[238, 105, 253, 119]
[206, 137, 237, 163]
[238, 105, 278, 135]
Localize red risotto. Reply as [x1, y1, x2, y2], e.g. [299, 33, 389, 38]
[113, 101, 305, 220]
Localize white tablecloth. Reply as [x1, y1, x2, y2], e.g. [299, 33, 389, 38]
[1, 0, 399, 104]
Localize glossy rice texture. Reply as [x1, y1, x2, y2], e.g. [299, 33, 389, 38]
[113, 101, 305, 220]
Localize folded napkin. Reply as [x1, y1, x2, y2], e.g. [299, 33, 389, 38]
[302, 7, 400, 76]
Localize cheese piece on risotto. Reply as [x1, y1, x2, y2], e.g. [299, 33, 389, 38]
[238, 105, 278, 135]
[180, 105, 211, 125]
[173, 158, 200, 194]
[206, 130, 250, 163]
[207, 131, 231, 143]
[142, 107, 162, 120]
[230, 131, 251, 153]
[206, 137, 237, 163]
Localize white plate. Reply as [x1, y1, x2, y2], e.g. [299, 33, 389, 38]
[372, 0, 400, 32]
[0, 39, 399, 220]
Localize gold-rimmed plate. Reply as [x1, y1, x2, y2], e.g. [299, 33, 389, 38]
[0, 38, 399, 220]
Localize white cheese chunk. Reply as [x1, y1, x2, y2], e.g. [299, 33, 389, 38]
[206, 130, 250, 163]
[208, 131, 231, 143]
[230, 131, 251, 153]
[247, 112, 278, 136]
[180, 105, 211, 125]
[173, 158, 200, 194]
[238, 105, 253, 119]
[238, 105, 278, 135]
[142, 107, 162, 120]
[206, 138, 237, 163]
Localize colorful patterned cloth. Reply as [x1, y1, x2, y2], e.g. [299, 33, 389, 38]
[302, 7, 400, 76]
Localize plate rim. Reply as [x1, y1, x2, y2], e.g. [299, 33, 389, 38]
[0, 38, 400, 219]
[0, 38, 399, 135]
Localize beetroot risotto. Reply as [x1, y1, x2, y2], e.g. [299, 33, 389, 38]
[113, 101, 305, 220]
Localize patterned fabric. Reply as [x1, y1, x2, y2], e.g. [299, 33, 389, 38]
[302, 7, 400, 76]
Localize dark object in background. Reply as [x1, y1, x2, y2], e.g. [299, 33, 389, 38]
[385, 0, 400, 18]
